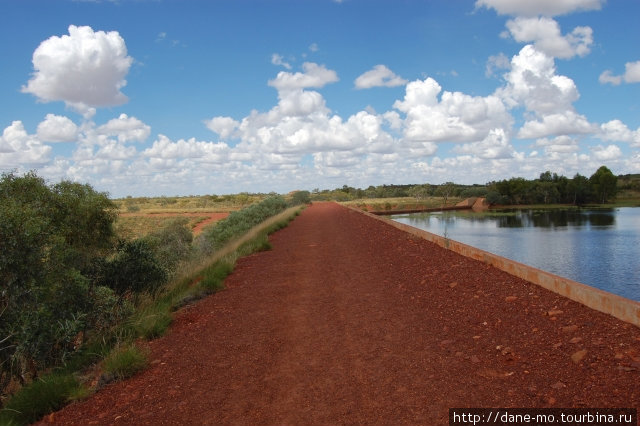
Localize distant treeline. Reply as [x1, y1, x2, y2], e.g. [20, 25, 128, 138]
[311, 165, 631, 206]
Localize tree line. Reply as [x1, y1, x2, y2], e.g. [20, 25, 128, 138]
[309, 165, 621, 206]
[486, 166, 618, 205]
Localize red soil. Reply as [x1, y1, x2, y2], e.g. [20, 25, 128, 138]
[41, 202, 640, 425]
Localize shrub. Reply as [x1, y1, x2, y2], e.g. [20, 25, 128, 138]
[0, 172, 119, 390]
[142, 218, 193, 276]
[100, 239, 168, 296]
[196, 196, 287, 254]
[290, 190, 311, 205]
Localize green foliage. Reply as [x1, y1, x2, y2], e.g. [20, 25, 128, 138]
[0, 171, 119, 392]
[290, 190, 311, 205]
[589, 165, 617, 204]
[199, 260, 235, 292]
[100, 239, 168, 296]
[487, 166, 619, 206]
[142, 218, 193, 276]
[196, 196, 287, 253]
[0, 372, 83, 425]
[102, 344, 148, 380]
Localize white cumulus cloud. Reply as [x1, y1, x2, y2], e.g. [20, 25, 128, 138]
[0, 121, 52, 166]
[475, 0, 604, 17]
[599, 120, 640, 147]
[504, 17, 593, 59]
[21, 25, 133, 115]
[393, 77, 512, 143]
[592, 144, 622, 161]
[268, 62, 339, 93]
[599, 60, 640, 85]
[36, 114, 78, 142]
[97, 114, 151, 143]
[354, 65, 408, 89]
[204, 116, 240, 139]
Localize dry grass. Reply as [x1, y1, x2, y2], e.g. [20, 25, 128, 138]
[341, 196, 464, 211]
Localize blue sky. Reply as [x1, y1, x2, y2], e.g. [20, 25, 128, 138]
[1, 0, 639, 197]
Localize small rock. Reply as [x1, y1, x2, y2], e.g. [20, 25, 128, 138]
[473, 335, 481, 340]
[571, 349, 588, 364]
[455, 351, 464, 357]
[548, 309, 563, 316]
[471, 355, 481, 363]
[547, 396, 557, 405]
[505, 296, 518, 302]
[553, 342, 563, 349]
[551, 381, 566, 389]
[614, 353, 625, 360]
[449, 281, 458, 288]
[562, 325, 579, 333]
[569, 337, 583, 344]
[440, 339, 453, 346]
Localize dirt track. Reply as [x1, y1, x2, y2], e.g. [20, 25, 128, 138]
[43, 202, 640, 425]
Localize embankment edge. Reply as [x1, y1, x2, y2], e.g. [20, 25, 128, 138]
[348, 205, 640, 328]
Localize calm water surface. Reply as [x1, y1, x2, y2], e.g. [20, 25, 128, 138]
[393, 208, 640, 302]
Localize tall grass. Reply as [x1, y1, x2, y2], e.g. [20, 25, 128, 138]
[0, 373, 85, 425]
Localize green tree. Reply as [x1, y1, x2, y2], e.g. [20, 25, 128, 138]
[567, 173, 591, 205]
[589, 165, 617, 204]
[0, 172, 119, 389]
[408, 184, 431, 201]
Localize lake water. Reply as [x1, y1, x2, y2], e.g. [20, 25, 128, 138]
[392, 207, 640, 302]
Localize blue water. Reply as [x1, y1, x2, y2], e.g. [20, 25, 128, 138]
[392, 208, 640, 302]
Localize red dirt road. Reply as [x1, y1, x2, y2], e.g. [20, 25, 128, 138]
[44, 202, 640, 425]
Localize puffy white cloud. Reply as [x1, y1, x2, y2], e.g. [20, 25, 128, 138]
[497, 45, 579, 114]
[393, 77, 512, 143]
[534, 135, 579, 153]
[0, 121, 52, 166]
[475, 0, 604, 17]
[97, 114, 150, 143]
[354, 65, 408, 89]
[95, 141, 137, 160]
[599, 60, 640, 85]
[599, 120, 640, 147]
[143, 134, 230, 164]
[204, 116, 240, 139]
[518, 111, 595, 138]
[452, 128, 515, 159]
[36, 114, 78, 142]
[592, 144, 622, 161]
[268, 62, 338, 93]
[21, 25, 133, 115]
[598, 70, 623, 86]
[626, 61, 640, 83]
[505, 17, 592, 59]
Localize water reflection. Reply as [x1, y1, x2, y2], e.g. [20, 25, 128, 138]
[393, 208, 640, 302]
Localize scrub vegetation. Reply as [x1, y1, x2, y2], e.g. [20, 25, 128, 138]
[0, 171, 305, 425]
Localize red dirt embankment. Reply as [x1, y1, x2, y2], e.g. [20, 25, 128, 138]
[42, 202, 640, 425]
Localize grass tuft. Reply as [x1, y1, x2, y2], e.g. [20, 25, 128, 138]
[102, 344, 148, 381]
[0, 373, 84, 425]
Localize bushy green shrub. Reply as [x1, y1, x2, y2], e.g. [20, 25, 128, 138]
[290, 190, 311, 205]
[0, 172, 118, 391]
[196, 196, 287, 253]
[100, 239, 168, 296]
[142, 218, 193, 276]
